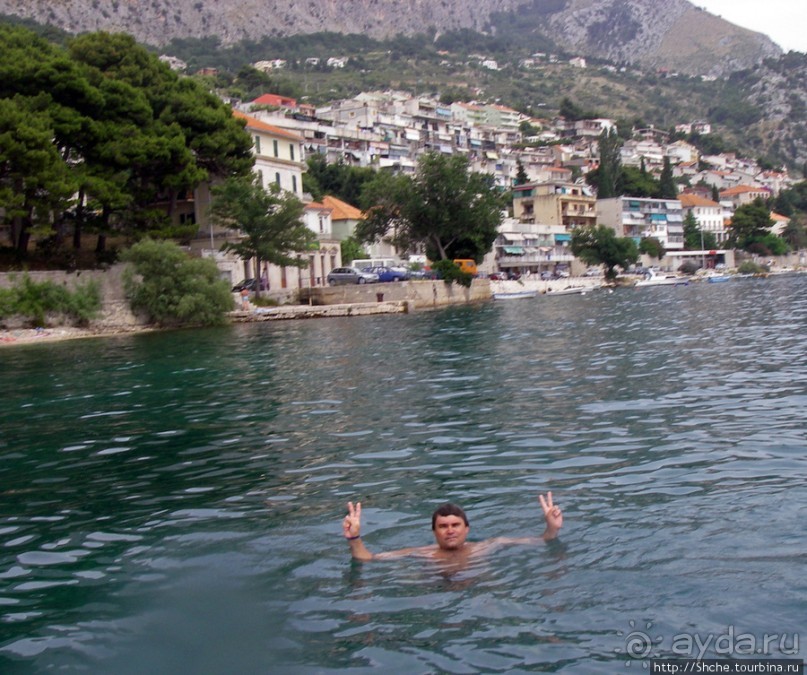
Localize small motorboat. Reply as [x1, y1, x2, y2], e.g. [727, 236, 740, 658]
[634, 269, 689, 287]
[545, 286, 590, 296]
[493, 290, 538, 300]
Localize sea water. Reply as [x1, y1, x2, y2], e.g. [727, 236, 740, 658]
[0, 275, 805, 673]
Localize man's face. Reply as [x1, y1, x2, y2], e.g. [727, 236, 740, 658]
[432, 514, 469, 550]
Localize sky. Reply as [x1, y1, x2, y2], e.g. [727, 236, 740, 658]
[695, 0, 806, 53]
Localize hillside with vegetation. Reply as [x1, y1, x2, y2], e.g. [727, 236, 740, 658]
[162, 30, 807, 172]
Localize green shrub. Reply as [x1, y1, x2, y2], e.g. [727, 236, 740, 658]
[65, 281, 102, 326]
[0, 287, 16, 319]
[431, 259, 474, 288]
[122, 239, 234, 327]
[737, 260, 768, 274]
[0, 275, 102, 326]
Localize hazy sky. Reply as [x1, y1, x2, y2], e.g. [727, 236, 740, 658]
[696, 0, 806, 53]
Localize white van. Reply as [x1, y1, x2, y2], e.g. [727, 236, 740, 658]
[351, 258, 396, 270]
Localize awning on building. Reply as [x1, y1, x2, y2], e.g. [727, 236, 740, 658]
[554, 233, 571, 242]
[502, 246, 525, 255]
[502, 232, 524, 242]
[485, 151, 499, 160]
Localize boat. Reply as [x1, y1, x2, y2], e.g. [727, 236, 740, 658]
[493, 290, 538, 300]
[634, 269, 689, 287]
[706, 274, 732, 283]
[545, 286, 591, 296]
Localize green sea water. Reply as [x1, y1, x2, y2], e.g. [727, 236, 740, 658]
[1, 275, 805, 673]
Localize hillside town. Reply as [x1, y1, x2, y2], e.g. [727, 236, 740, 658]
[179, 87, 795, 292]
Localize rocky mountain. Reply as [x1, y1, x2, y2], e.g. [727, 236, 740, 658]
[0, 0, 781, 76]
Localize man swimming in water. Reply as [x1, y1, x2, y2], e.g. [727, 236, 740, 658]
[343, 492, 562, 561]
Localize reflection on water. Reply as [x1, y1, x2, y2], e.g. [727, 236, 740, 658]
[1, 276, 805, 672]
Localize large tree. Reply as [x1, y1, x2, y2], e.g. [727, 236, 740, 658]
[571, 225, 639, 280]
[727, 199, 774, 251]
[210, 176, 316, 298]
[68, 32, 252, 246]
[357, 152, 504, 263]
[0, 26, 254, 255]
[0, 97, 77, 254]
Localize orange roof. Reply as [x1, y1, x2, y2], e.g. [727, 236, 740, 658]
[770, 212, 790, 222]
[232, 110, 303, 142]
[679, 194, 719, 208]
[719, 184, 770, 197]
[252, 93, 297, 108]
[322, 195, 365, 221]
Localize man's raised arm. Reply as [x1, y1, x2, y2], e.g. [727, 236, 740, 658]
[487, 492, 564, 548]
[539, 491, 563, 541]
[343, 501, 375, 561]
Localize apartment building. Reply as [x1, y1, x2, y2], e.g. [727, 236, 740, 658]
[506, 182, 597, 273]
[597, 197, 684, 250]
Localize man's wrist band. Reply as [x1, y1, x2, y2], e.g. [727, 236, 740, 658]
[346, 535, 361, 540]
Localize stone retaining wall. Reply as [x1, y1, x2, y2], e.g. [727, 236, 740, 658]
[299, 278, 491, 309]
[0, 266, 141, 328]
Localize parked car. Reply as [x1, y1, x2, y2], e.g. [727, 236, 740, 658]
[488, 271, 509, 280]
[407, 266, 440, 279]
[231, 278, 267, 292]
[327, 267, 379, 285]
[362, 266, 410, 282]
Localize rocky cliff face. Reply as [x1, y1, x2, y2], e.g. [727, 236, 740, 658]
[0, 0, 781, 75]
[0, 0, 528, 46]
[546, 0, 780, 77]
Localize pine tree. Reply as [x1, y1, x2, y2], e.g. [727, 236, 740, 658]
[597, 128, 623, 199]
[659, 157, 677, 199]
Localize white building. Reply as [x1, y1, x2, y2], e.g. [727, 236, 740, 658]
[679, 194, 727, 244]
[597, 197, 684, 250]
[234, 110, 305, 198]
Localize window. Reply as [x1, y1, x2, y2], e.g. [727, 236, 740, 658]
[275, 172, 281, 187]
[273, 139, 279, 157]
[292, 175, 297, 193]
[254, 135, 261, 154]
[290, 144, 295, 161]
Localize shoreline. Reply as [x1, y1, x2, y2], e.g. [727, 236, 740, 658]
[0, 325, 156, 347]
[0, 277, 607, 347]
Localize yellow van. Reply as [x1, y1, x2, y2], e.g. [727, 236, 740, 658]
[453, 259, 478, 276]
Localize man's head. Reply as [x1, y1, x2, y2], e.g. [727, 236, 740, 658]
[431, 503, 470, 551]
